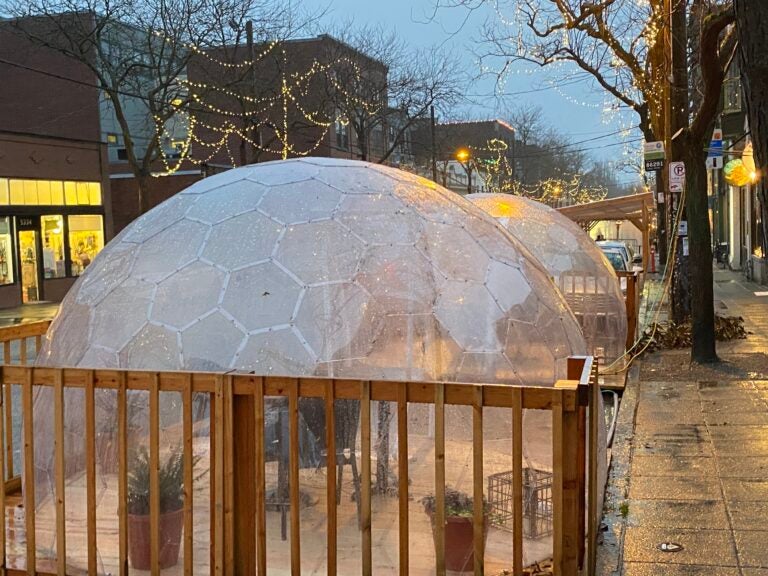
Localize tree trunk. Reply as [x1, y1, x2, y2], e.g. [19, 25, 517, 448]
[137, 173, 151, 217]
[683, 135, 718, 363]
[734, 0, 768, 256]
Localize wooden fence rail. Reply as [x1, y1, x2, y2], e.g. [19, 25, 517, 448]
[0, 321, 597, 576]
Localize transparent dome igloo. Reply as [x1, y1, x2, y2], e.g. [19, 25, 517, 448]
[39, 159, 585, 383]
[468, 193, 627, 362]
[31, 159, 594, 573]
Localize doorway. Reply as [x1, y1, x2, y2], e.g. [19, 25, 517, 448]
[18, 227, 42, 303]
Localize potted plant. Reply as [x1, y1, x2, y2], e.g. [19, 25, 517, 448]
[421, 488, 490, 573]
[127, 446, 186, 570]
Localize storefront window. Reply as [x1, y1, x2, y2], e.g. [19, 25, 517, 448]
[41, 215, 66, 278]
[68, 215, 104, 276]
[0, 179, 101, 206]
[0, 217, 13, 285]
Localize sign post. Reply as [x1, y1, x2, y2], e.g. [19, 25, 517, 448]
[669, 161, 686, 193]
[706, 127, 724, 170]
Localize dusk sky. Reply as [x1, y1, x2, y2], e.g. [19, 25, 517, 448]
[301, 0, 640, 178]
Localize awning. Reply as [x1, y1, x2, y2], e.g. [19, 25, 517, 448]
[557, 192, 653, 228]
[558, 192, 654, 272]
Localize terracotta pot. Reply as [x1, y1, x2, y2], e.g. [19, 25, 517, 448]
[429, 514, 488, 573]
[128, 508, 184, 570]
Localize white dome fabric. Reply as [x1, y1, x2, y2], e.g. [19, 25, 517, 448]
[39, 159, 586, 384]
[31, 160, 593, 573]
[468, 193, 627, 362]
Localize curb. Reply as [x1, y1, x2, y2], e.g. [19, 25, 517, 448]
[595, 362, 641, 576]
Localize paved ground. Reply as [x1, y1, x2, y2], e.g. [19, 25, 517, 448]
[598, 267, 768, 575]
[0, 302, 58, 328]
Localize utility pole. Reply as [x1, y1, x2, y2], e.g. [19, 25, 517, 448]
[430, 105, 438, 182]
[239, 20, 255, 166]
[246, 20, 258, 165]
[670, 0, 690, 323]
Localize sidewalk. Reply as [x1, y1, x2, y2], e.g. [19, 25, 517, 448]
[598, 267, 768, 576]
[0, 302, 59, 328]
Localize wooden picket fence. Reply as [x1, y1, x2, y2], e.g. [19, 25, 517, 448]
[0, 321, 600, 576]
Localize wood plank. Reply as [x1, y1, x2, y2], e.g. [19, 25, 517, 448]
[587, 367, 600, 575]
[472, 387, 484, 576]
[86, 371, 97, 575]
[54, 369, 66, 576]
[224, 376, 235, 576]
[214, 378, 224, 576]
[360, 381, 372, 576]
[4, 352, 13, 479]
[289, 380, 301, 576]
[397, 382, 409, 576]
[255, 378, 267, 576]
[232, 388, 256, 575]
[434, 383, 445, 576]
[117, 372, 128, 576]
[34, 335, 42, 357]
[325, 380, 337, 576]
[183, 375, 194, 576]
[512, 388, 523, 576]
[0, 320, 50, 343]
[552, 383, 581, 575]
[149, 373, 160, 576]
[0, 374, 6, 569]
[23, 368, 35, 575]
[552, 388, 564, 573]
[19, 339, 27, 366]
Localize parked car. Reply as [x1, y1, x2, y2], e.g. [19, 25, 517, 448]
[601, 248, 628, 273]
[597, 240, 632, 266]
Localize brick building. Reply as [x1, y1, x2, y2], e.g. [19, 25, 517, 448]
[0, 21, 112, 307]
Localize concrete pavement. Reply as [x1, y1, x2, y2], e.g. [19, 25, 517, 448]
[598, 267, 768, 575]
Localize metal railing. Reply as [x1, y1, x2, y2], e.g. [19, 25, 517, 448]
[0, 321, 598, 576]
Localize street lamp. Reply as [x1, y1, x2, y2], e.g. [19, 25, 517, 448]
[455, 148, 473, 195]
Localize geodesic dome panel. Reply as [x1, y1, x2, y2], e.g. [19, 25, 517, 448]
[468, 193, 627, 362]
[32, 159, 593, 572]
[39, 159, 585, 383]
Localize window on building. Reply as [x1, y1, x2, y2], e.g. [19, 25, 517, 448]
[723, 65, 742, 113]
[68, 215, 104, 276]
[41, 215, 66, 278]
[335, 118, 349, 150]
[0, 180, 100, 206]
[0, 217, 13, 285]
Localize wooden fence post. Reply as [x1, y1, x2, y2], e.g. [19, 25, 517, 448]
[233, 380, 256, 575]
[553, 382, 581, 576]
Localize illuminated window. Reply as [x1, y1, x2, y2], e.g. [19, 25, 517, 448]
[64, 182, 78, 205]
[23, 180, 37, 204]
[1, 180, 102, 206]
[68, 215, 104, 276]
[9, 180, 23, 205]
[88, 182, 102, 205]
[41, 215, 66, 278]
[107, 133, 118, 144]
[76, 182, 89, 205]
[37, 181, 52, 205]
[0, 217, 13, 285]
[50, 181, 64, 205]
